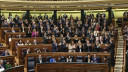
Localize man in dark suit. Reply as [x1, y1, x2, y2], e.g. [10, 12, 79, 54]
[1, 49, 10, 56]
[38, 13, 42, 20]
[24, 48, 31, 57]
[91, 53, 100, 63]
[85, 54, 92, 63]
[44, 13, 48, 20]
[36, 55, 44, 63]
[60, 40, 67, 52]
[123, 11, 128, 16]
[90, 12, 94, 19]
[13, 15, 19, 24]
[103, 33, 110, 44]
[63, 13, 68, 18]
[65, 33, 71, 43]
[84, 40, 92, 52]
[108, 39, 115, 66]
[89, 33, 95, 44]
[52, 40, 58, 52]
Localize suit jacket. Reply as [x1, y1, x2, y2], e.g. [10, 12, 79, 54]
[76, 45, 84, 52]
[36, 58, 44, 63]
[84, 44, 92, 52]
[44, 15, 48, 20]
[85, 56, 92, 63]
[61, 44, 67, 52]
[92, 57, 100, 63]
[103, 36, 110, 44]
[90, 14, 94, 19]
[52, 43, 58, 52]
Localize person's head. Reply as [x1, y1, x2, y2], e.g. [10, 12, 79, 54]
[82, 34, 85, 37]
[87, 54, 90, 58]
[19, 39, 22, 43]
[93, 53, 97, 58]
[0, 60, 3, 65]
[6, 61, 10, 64]
[38, 55, 42, 59]
[86, 40, 90, 44]
[58, 57, 61, 60]
[33, 29, 36, 32]
[60, 34, 63, 38]
[78, 40, 81, 45]
[91, 33, 93, 36]
[105, 33, 108, 36]
[26, 40, 30, 43]
[104, 57, 107, 61]
[71, 41, 74, 45]
[33, 39, 37, 43]
[54, 40, 56, 43]
[68, 55, 71, 58]
[27, 48, 30, 52]
[53, 56, 55, 59]
[5, 49, 9, 54]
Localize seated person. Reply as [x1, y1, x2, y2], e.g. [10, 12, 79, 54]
[60, 40, 68, 52]
[50, 56, 56, 63]
[85, 54, 92, 63]
[11, 28, 16, 33]
[36, 55, 44, 63]
[84, 40, 92, 52]
[24, 48, 31, 57]
[25, 40, 31, 45]
[66, 55, 72, 62]
[91, 53, 100, 63]
[0, 60, 5, 72]
[43, 33, 48, 44]
[73, 35, 79, 43]
[68, 41, 76, 52]
[103, 33, 110, 44]
[93, 41, 101, 52]
[1, 49, 10, 56]
[52, 40, 58, 52]
[17, 40, 24, 46]
[58, 57, 62, 62]
[32, 39, 38, 45]
[32, 29, 39, 37]
[103, 56, 108, 63]
[81, 34, 86, 43]
[0, 44, 3, 47]
[65, 33, 71, 43]
[76, 41, 84, 52]
[89, 33, 95, 44]
[5, 61, 11, 69]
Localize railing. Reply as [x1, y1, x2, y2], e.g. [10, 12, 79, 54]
[123, 39, 126, 71]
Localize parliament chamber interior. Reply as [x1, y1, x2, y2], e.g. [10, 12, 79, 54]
[0, 0, 128, 72]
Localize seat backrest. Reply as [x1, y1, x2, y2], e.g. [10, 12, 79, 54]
[70, 56, 74, 62]
[46, 56, 52, 62]
[60, 56, 66, 62]
[76, 56, 83, 62]
[27, 57, 35, 70]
